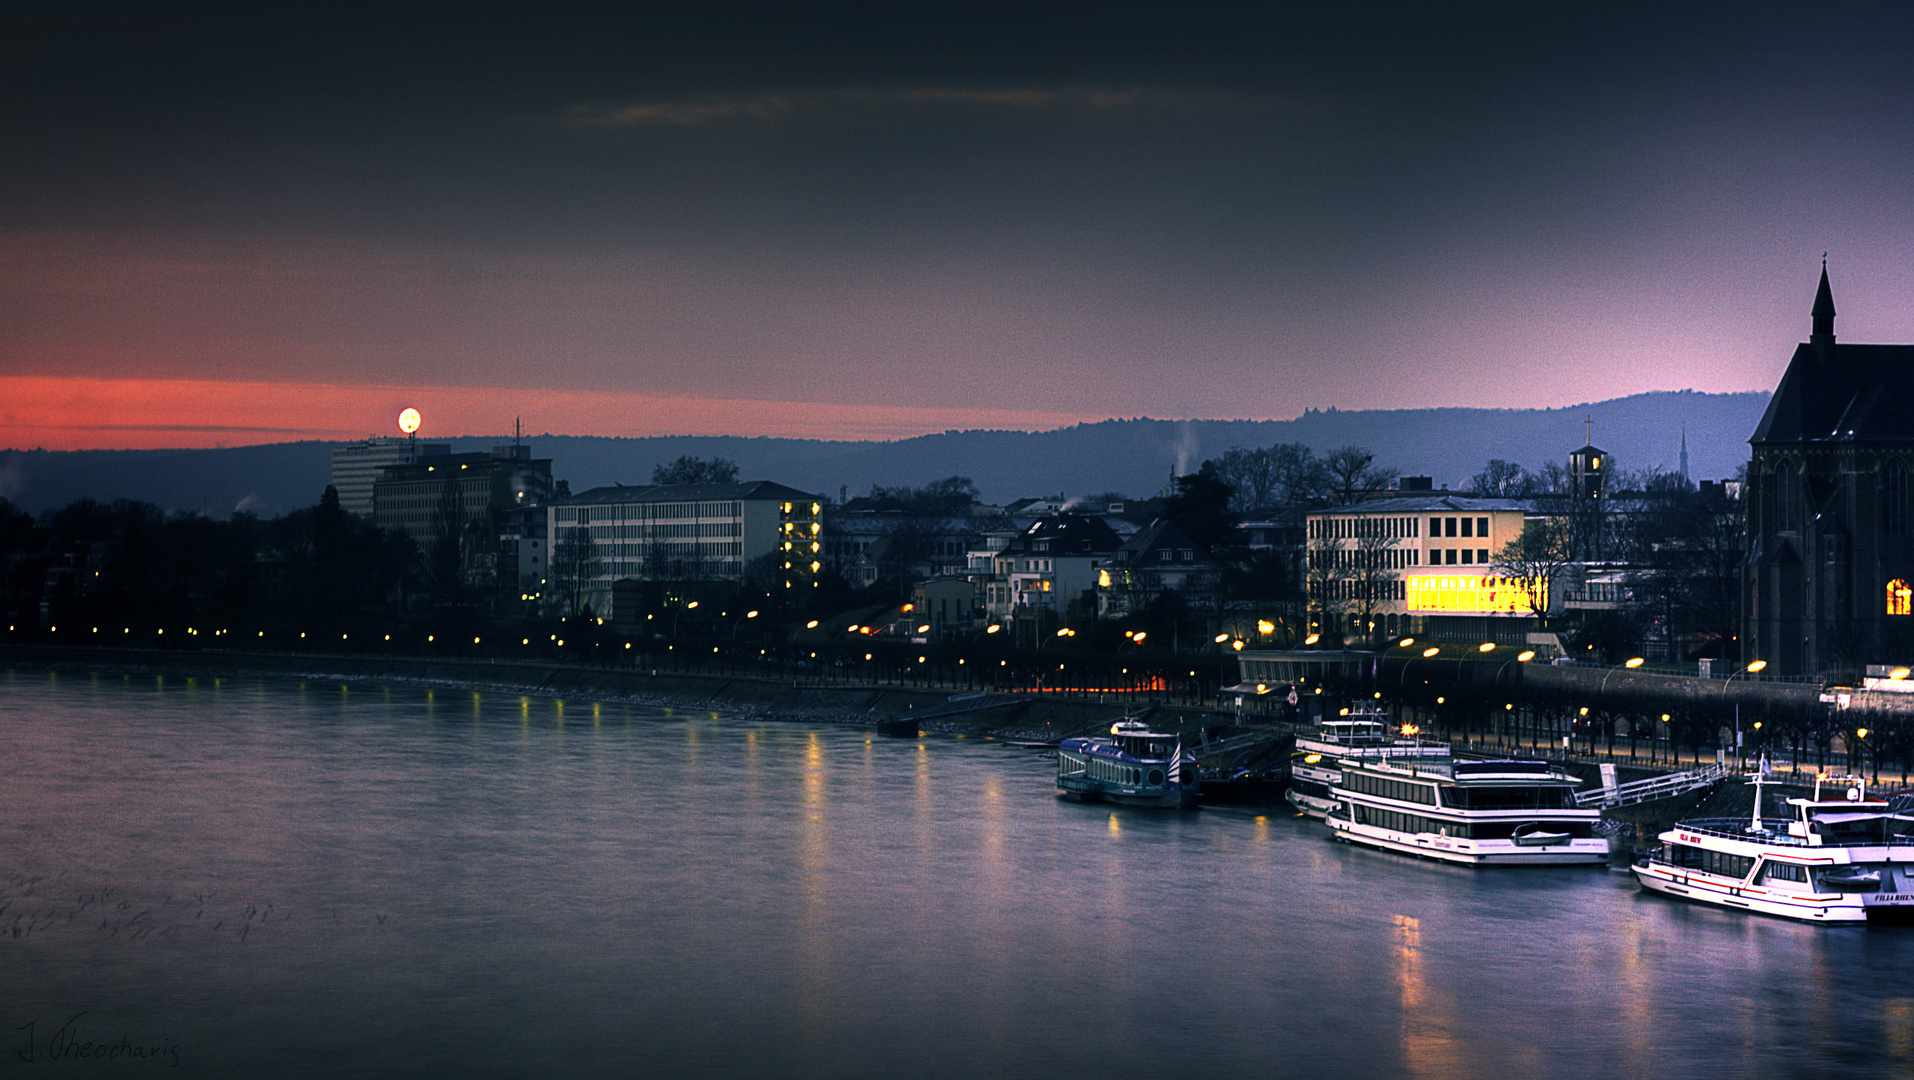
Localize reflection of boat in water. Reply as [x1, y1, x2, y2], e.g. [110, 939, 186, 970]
[1326, 758, 1608, 865]
[1287, 711, 1449, 819]
[1631, 770, 1914, 923]
[1056, 720, 1199, 809]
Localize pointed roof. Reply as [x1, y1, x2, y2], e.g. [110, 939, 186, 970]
[1750, 268, 1914, 445]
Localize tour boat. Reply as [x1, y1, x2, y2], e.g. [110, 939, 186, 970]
[1325, 757, 1609, 865]
[1631, 770, 1914, 923]
[1287, 710, 1450, 819]
[1056, 720, 1200, 809]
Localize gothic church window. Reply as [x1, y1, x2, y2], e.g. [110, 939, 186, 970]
[1774, 463, 1797, 533]
[1887, 461, 1911, 535]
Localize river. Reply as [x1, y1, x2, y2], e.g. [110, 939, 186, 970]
[3, 668, 1910, 1078]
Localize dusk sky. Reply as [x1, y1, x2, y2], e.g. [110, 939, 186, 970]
[6, 2, 1914, 449]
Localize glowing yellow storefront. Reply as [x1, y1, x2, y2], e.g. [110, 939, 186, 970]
[1406, 574, 1533, 615]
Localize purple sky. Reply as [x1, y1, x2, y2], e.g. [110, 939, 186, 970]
[5, 3, 1914, 447]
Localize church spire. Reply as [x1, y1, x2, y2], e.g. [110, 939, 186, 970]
[1811, 256, 1836, 347]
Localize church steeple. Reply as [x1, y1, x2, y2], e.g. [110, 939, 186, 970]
[1811, 257, 1837, 347]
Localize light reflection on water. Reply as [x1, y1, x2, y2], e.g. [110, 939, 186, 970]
[3, 669, 1913, 1079]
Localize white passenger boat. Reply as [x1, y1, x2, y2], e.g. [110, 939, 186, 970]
[1325, 758, 1609, 865]
[1631, 771, 1914, 923]
[1056, 720, 1200, 809]
[1287, 711, 1450, 819]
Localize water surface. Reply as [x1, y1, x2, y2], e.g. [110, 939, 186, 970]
[3, 669, 1910, 1078]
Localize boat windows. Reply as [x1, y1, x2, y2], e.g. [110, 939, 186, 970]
[1440, 786, 1575, 810]
[1354, 806, 1443, 835]
[1669, 844, 1754, 881]
[1758, 860, 1807, 884]
[1344, 773, 1438, 806]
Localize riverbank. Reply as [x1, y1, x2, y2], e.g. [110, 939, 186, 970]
[0, 644, 1196, 743]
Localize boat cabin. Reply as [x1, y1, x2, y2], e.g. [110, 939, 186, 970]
[1309, 715, 1395, 747]
[1105, 720, 1181, 762]
[1783, 776, 1914, 845]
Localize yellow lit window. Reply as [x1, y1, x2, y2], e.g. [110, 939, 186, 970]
[1889, 578, 1911, 616]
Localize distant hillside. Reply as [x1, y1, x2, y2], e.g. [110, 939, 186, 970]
[0, 390, 1769, 516]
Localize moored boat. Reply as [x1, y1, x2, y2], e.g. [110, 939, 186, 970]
[1057, 720, 1199, 809]
[1326, 757, 1608, 865]
[1631, 770, 1914, 923]
[1287, 710, 1450, 819]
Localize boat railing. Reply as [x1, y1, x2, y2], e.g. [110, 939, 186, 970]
[1659, 817, 1914, 849]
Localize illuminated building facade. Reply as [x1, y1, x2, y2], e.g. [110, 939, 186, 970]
[1306, 497, 1534, 642]
[1744, 266, 1914, 676]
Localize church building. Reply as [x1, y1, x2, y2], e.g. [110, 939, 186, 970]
[1744, 265, 1914, 676]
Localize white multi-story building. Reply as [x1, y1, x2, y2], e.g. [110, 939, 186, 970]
[1306, 497, 1537, 641]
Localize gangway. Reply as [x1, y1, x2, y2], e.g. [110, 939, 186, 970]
[1575, 762, 1730, 809]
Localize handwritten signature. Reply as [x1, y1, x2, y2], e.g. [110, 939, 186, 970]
[14, 1013, 180, 1068]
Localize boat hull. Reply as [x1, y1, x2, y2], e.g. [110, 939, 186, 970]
[1328, 816, 1609, 866]
[1623, 865, 1875, 922]
[1057, 779, 1198, 809]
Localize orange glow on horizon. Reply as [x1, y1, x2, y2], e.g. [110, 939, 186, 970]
[0, 376, 1100, 450]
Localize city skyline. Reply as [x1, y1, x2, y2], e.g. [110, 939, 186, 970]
[7, 4, 1914, 450]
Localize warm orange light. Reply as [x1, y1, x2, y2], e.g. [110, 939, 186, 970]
[1422, 646, 1440, 657]
[1625, 657, 1645, 668]
[398, 407, 421, 434]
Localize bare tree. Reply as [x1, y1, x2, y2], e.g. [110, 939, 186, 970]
[1469, 459, 1537, 498]
[426, 478, 480, 605]
[651, 456, 739, 485]
[1491, 517, 1576, 628]
[551, 524, 603, 616]
[1210, 447, 1282, 512]
[1306, 532, 1342, 639]
[1271, 443, 1331, 506]
[1322, 446, 1400, 505]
